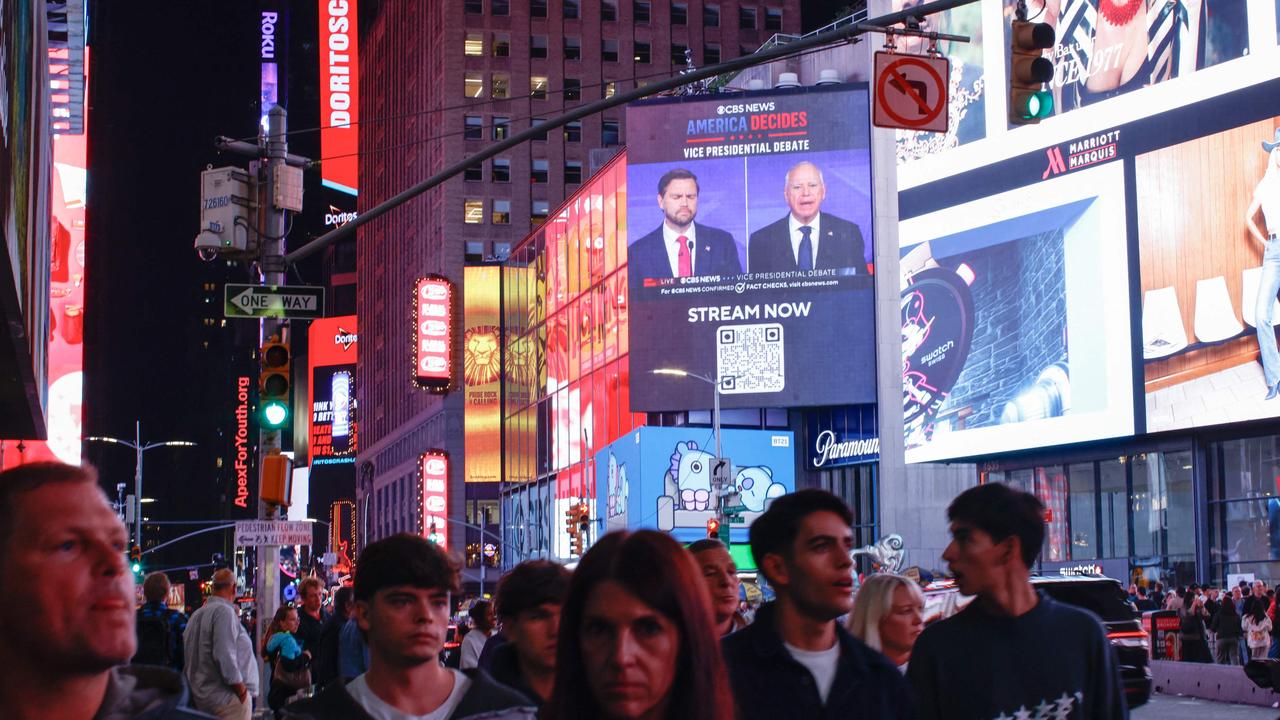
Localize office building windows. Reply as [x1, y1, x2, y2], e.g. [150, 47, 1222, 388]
[531, 35, 548, 59]
[703, 3, 720, 26]
[602, 38, 619, 62]
[492, 199, 511, 225]
[564, 0, 580, 19]
[532, 159, 549, 183]
[634, 41, 650, 63]
[634, 1, 651, 22]
[671, 43, 688, 66]
[464, 199, 484, 224]
[704, 42, 720, 64]
[531, 0, 547, 17]
[491, 73, 510, 99]
[464, 71, 483, 97]
[564, 36, 582, 60]
[564, 121, 582, 142]
[465, 0, 483, 14]
[564, 78, 581, 102]
[739, 6, 757, 29]
[493, 33, 510, 57]
[464, 32, 484, 56]
[492, 158, 511, 183]
[602, 0, 619, 20]
[492, 116, 511, 140]
[531, 76, 548, 100]
[531, 118, 548, 141]
[603, 81, 617, 98]
[463, 115, 483, 140]
[672, 2, 688, 24]
[464, 163, 483, 182]
[491, 0, 509, 15]
[765, 7, 783, 31]
[565, 160, 583, 184]
[532, 200, 550, 225]
[602, 119, 621, 146]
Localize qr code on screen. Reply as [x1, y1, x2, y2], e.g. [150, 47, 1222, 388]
[716, 323, 785, 394]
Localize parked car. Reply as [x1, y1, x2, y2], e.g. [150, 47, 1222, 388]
[922, 573, 1152, 708]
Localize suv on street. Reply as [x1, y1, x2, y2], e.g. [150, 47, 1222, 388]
[922, 573, 1152, 708]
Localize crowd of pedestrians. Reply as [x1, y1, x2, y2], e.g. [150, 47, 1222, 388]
[1147, 577, 1280, 664]
[1, 460, 1137, 719]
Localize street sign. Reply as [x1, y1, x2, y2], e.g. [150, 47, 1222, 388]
[224, 283, 325, 319]
[873, 52, 950, 133]
[233, 520, 314, 546]
[712, 457, 733, 489]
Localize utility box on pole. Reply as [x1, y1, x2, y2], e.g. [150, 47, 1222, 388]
[195, 167, 252, 256]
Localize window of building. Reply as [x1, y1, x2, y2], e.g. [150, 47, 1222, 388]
[493, 33, 510, 57]
[564, 121, 582, 142]
[531, 76, 548, 100]
[492, 199, 511, 225]
[491, 0, 509, 15]
[531, 118, 548, 141]
[531, 0, 547, 17]
[564, 78, 581, 102]
[671, 2, 688, 24]
[671, 43, 689, 66]
[492, 116, 511, 140]
[564, 0, 580, 19]
[464, 71, 483, 98]
[464, 199, 484, 224]
[466, 241, 485, 258]
[602, 0, 619, 20]
[634, 41, 650, 63]
[464, 32, 484, 56]
[565, 160, 583, 184]
[602, 38, 619, 62]
[739, 6, 757, 29]
[603, 81, 617, 98]
[602, 119, 621, 146]
[491, 73, 510, 99]
[463, 115, 483, 140]
[494, 242, 512, 259]
[704, 42, 720, 64]
[465, 0, 483, 14]
[464, 163, 483, 182]
[531, 159, 549, 183]
[765, 6, 783, 31]
[634, 1, 651, 22]
[531, 35, 548, 59]
[532, 200, 550, 225]
[564, 36, 582, 61]
[492, 158, 511, 183]
[1067, 462, 1097, 560]
[703, 3, 720, 26]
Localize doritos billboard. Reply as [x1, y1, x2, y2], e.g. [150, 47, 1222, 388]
[308, 315, 358, 465]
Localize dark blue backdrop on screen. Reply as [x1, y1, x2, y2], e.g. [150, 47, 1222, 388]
[626, 83, 877, 412]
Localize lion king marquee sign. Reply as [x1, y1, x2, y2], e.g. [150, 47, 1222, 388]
[464, 266, 501, 483]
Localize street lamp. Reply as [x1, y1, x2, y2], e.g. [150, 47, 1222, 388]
[651, 368, 736, 541]
[86, 420, 197, 550]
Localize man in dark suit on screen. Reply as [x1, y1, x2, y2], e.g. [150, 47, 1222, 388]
[627, 168, 743, 288]
[748, 161, 866, 274]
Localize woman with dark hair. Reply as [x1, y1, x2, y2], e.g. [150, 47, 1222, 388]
[546, 530, 734, 720]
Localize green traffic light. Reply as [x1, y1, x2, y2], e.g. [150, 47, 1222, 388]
[261, 400, 289, 428]
[131, 562, 142, 574]
[1031, 90, 1054, 119]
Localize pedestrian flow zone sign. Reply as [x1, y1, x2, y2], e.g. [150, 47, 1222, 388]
[224, 283, 325, 319]
[234, 520, 314, 546]
[872, 51, 950, 134]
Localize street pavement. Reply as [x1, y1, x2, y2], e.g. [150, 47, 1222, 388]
[1136, 693, 1280, 718]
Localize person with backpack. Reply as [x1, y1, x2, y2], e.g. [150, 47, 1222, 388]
[263, 605, 312, 715]
[134, 571, 188, 670]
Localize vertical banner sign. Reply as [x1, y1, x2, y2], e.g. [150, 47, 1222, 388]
[231, 375, 257, 516]
[319, 0, 359, 196]
[413, 276, 454, 392]
[463, 266, 501, 482]
[259, 5, 287, 130]
[419, 451, 449, 549]
[308, 315, 358, 464]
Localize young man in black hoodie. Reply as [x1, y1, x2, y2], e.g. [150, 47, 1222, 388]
[487, 560, 571, 710]
[285, 534, 534, 720]
[908, 483, 1128, 719]
[722, 489, 913, 720]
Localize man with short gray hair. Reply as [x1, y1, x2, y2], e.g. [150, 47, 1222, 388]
[184, 568, 257, 720]
[0, 461, 208, 719]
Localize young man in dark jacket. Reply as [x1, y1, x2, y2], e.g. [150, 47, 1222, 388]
[908, 483, 1128, 719]
[285, 534, 535, 720]
[722, 489, 913, 720]
[487, 560, 571, 710]
[0, 462, 208, 720]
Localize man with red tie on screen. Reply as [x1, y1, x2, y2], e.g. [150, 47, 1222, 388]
[628, 168, 743, 288]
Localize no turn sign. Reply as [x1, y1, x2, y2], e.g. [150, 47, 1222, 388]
[873, 52, 950, 133]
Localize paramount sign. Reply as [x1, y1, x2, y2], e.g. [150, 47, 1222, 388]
[811, 429, 879, 468]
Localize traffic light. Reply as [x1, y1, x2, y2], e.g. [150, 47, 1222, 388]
[575, 502, 591, 535]
[706, 517, 721, 540]
[261, 450, 293, 507]
[259, 334, 291, 430]
[1009, 19, 1055, 125]
[565, 504, 582, 556]
[129, 545, 143, 576]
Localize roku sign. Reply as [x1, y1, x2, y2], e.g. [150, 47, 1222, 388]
[414, 277, 453, 390]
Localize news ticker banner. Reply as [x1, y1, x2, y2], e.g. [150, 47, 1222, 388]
[625, 84, 877, 412]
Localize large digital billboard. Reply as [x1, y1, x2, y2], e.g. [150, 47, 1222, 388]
[464, 266, 501, 483]
[625, 85, 876, 412]
[319, 0, 358, 196]
[308, 315, 357, 465]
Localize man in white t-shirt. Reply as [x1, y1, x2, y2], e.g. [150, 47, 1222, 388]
[721, 490, 913, 719]
[458, 600, 493, 670]
[284, 534, 534, 720]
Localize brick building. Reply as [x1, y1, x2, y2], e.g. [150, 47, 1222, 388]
[355, 0, 799, 578]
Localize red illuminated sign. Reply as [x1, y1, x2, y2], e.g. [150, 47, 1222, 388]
[309, 316, 358, 463]
[419, 451, 449, 549]
[413, 276, 453, 391]
[319, 0, 359, 196]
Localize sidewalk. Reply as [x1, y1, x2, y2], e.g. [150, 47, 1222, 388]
[1152, 660, 1280, 708]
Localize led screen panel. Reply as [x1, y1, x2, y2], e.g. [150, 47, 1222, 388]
[625, 85, 876, 411]
[464, 266, 501, 482]
[308, 316, 358, 465]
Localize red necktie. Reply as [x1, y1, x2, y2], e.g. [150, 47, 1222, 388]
[677, 235, 692, 277]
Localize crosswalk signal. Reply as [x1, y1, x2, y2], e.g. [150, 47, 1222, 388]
[261, 450, 293, 507]
[706, 517, 721, 540]
[1009, 18, 1055, 125]
[259, 335, 291, 430]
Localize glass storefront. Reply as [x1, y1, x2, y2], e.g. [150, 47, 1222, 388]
[1207, 434, 1280, 586]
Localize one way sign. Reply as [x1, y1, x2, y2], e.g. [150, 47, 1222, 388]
[224, 284, 326, 319]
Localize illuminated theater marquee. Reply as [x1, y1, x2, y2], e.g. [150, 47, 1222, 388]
[413, 276, 453, 392]
[418, 451, 449, 549]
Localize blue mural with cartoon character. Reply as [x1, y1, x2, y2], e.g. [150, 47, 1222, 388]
[595, 426, 795, 544]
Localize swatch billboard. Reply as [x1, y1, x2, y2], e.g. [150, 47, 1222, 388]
[625, 84, 877, 412]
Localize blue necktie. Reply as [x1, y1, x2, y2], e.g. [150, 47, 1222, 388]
[798, 226, 813, 271]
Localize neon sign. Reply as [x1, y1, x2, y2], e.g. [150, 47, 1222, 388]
[413, 276, 453, 392]
[419, 451, 449, 549]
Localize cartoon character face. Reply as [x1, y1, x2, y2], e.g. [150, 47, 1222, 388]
[735, 466, 785, 512]
[606, 452, 628, 518]
[671, 442, 713, 511]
